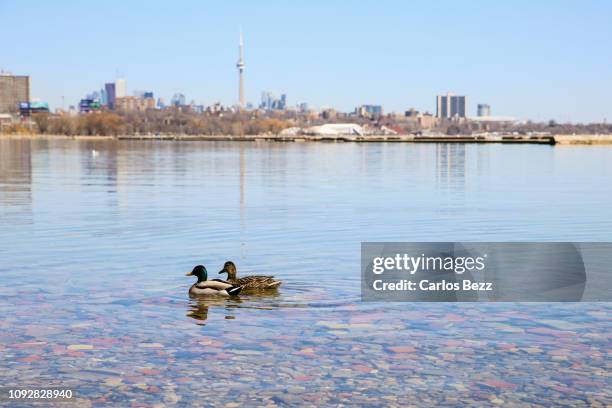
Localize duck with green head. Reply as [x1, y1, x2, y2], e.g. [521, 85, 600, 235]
[186, 265, 242, 297]
[218, 261, 282, 290]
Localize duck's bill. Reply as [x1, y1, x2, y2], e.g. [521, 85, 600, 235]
[185, 272, 193, 276]
[218, 269, 227, 275]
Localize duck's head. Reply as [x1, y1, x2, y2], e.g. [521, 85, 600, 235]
[186, 265, 208, 282]
[218, 261, 237, 280]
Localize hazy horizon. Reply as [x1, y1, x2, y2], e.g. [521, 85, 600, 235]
[2, 0, 610, 122]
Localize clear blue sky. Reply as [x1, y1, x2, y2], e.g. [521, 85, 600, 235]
[2, 0, 610, 122]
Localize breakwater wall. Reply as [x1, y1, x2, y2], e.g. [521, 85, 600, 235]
[3, 134, 612, 145]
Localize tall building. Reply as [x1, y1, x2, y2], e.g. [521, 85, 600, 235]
[477, 104, 491, 117]
[259, 91, 287, 111]
[115, 79, 127, 98]
[261, 91, 272, 110]
[236, 30, 245, 108]
[436, 93, 467, 119]
[356, 104, 383, 118]
[171, 93, 186, 106]
[105, 83, 116, 109]
[0, 74, 30, 114]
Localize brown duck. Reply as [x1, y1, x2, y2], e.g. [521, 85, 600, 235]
[218, 261, 282, 290]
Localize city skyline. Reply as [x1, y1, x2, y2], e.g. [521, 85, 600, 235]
[1, 1, 611, 122]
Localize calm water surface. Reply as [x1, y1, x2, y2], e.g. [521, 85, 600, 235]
[0, 139, 611, 406]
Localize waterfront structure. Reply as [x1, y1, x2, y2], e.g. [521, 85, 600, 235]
[305, 123, 364, 136]
[436, 93, 467, 119]
[0, 73, 30, 114]
[477, 104, 491, 117]
[105, 83, 116, 109]
[236, 30, 245, 108]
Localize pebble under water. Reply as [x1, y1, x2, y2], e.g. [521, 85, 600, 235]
[0, 139, 610, 406]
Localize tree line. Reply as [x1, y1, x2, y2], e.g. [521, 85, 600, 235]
[1, 110, 610, 136]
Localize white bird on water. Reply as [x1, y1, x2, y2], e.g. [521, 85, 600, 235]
[91, 149, 99, 158]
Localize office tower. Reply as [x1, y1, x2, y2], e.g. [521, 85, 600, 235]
[105, 83, 116, 109]
[261, 91, 272, 110]
[0, 73, 30, 114]
[236, 30, 245, 108]
[260, 92, 287, 111]
[477, 104, 491, 117]
[115, 78, 127, 98]
[436, 93, 467, 118]
[171, 93, 186, 106]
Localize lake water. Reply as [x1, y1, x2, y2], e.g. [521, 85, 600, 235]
[1, 139, 611, 406]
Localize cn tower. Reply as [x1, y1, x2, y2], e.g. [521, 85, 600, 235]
[236, 30, 245, 109]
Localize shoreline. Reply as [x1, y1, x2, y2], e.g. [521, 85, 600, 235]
[2, 133, 612, 145]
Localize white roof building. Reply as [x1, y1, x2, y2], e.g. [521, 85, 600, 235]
[305, 123, 364, 136]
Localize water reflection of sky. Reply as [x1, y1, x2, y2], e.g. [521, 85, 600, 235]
[0, 139, 611, 406]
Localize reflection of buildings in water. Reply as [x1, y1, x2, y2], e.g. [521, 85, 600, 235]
[0, 139, 32, 214]
[239, 144, 250, 261]
[436, 143, 466, 186]
[240, 143, 245, 225]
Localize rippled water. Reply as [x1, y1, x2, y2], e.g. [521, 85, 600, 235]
[1, 139, 611, 406]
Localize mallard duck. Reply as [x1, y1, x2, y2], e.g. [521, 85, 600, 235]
[218, 261, 282, 290]
[186, 265, 242, 296]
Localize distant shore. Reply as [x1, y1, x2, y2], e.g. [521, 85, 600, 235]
[2, 133, 612, 145]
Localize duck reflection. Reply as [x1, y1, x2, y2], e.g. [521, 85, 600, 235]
[186, 298, 233, 324]
[186, 291, 282, 324]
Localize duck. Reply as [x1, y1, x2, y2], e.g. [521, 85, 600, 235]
[218, 261, 282, 290]
[185, 265, 242, 296]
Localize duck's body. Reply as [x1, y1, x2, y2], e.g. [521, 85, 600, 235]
[186, 265, 242, 297]
[218, 261, 282, 290]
